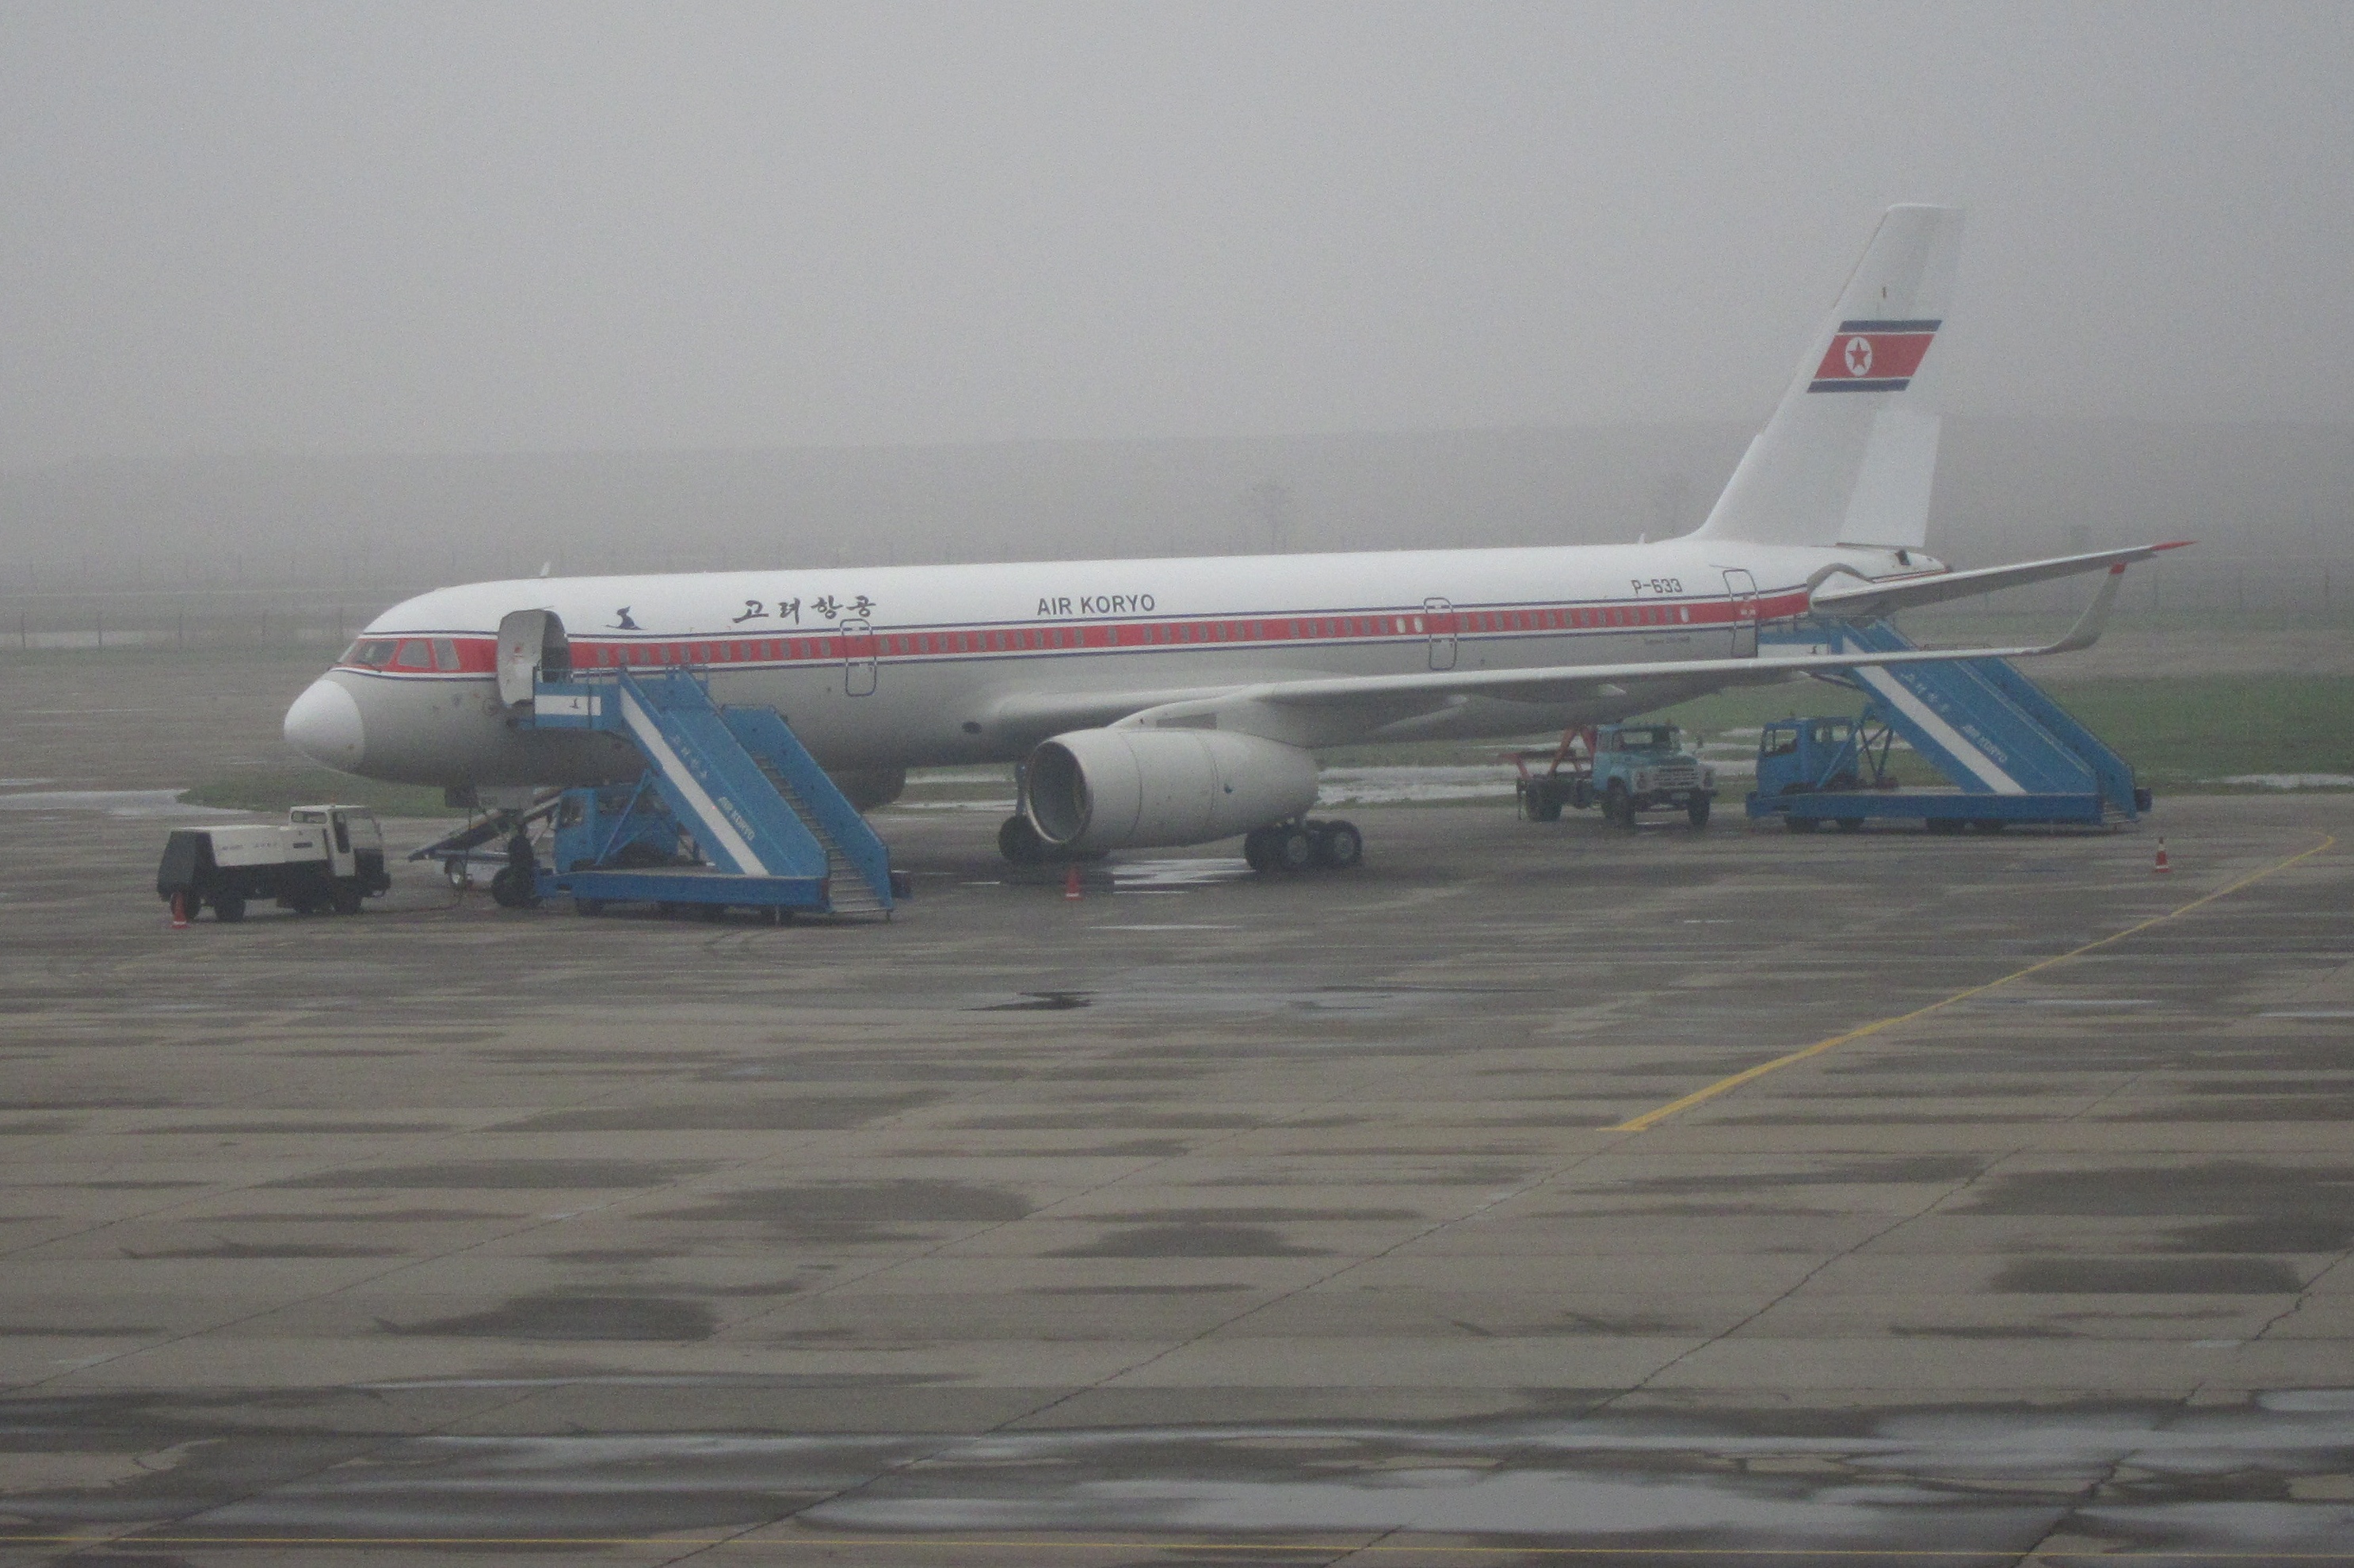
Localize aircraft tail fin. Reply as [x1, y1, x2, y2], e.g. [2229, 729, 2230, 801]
[1695, 205, 1963, 549]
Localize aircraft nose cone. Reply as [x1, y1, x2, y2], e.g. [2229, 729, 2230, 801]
[284, 677, 365, 770]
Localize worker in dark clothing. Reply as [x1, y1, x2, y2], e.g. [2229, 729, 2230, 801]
[490, 826, 540, 908]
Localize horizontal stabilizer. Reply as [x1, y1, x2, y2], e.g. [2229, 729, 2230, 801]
[1809, 541, 2189, 620]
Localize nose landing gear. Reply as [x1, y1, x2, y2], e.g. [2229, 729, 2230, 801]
[1243, 818, 1361, 873]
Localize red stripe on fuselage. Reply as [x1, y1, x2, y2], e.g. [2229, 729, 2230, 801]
[337, 589, 1814, 677]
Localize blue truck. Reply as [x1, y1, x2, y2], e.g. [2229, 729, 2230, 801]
[1512, 723, 1718, 828]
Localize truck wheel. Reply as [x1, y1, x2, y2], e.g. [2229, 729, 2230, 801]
[1687, 797, 1711, 829]
[212, 894, 246, 922]
[1604, 782, 1635, 827]
[330, 883, 364, 915]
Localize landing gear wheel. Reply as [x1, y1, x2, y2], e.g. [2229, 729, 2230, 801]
[1687, 797, 1711, 829]
[444, 859, 471, 891]
[1604, 782, 1635, 828]
[998, 814, 1048, 865]
[330, 883, 364, 915]
[212, 894, 246, 923]
[1312, 820, 1363, 869]
[1242, 827, 1274, 872]
[1270, 825, 1316, 872]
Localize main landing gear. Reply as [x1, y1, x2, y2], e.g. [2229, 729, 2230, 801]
[1243, 818, 1362, 874]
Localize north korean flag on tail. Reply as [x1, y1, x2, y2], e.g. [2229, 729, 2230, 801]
[1807, 319, 1940, 392]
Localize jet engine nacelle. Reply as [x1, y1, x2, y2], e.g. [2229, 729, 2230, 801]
[1024, 728, 1320, 852]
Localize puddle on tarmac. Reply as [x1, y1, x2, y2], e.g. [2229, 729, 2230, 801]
[968, 979, 1493, 1017]
[1110, 857, 1254, 888]
[99, 1402, 2354, 1551]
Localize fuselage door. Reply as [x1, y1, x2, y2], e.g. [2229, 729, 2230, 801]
[1423, 597, 1458, 671]
[496, 609, 570, 706]
[841, 619, 878, 696]
[1722, 570, 1760, 658]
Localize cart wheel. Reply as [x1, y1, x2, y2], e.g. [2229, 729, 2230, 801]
[1784, 815, 1820, 834]
[212, 894, 246, 921]
[330, 883, 364, 915]
[1835, 818, 1864, 834]
[1687, 797, 1711, 829]
[574, 898, 605, 917]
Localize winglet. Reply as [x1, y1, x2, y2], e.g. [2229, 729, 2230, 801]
[2038, 560, 2129, 654]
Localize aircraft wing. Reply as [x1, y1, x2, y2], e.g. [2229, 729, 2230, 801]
[1808, 540, 2188, 619]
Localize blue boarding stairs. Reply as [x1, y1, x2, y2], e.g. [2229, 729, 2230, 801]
[525, 666, 902, 918]
[1748, 617, 2148, 831]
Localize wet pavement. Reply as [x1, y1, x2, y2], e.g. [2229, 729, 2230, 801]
[0, 656, 2350, 1563]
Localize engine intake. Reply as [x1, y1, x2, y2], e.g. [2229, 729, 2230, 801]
[1024, 728, 1319, 852]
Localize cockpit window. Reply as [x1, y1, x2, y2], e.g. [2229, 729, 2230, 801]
[394, 640, 433, 669]
[346, 639, 396, 666]
[432, 637, 460, 671]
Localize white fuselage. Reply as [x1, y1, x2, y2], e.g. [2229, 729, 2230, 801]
[286, 536, 1932, 791]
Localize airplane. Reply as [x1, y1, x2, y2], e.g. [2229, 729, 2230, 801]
[284, 204, 2180, 870]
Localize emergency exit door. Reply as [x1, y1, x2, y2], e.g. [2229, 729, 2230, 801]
[841, 619, 878, 696]
[1424, 597, 1457, 670]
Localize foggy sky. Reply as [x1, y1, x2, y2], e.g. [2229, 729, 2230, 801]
[4, 2, 2351, 470]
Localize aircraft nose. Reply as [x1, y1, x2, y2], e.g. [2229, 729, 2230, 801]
[284, 677, 366, 770]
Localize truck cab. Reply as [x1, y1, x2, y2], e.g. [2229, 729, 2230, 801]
[1755, 717, 1870, 799]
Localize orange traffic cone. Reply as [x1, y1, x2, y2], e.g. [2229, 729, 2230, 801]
[170, 891, 190, 929]
[1063, 864, 1084, 900]
[2153, 838, 2172, 874]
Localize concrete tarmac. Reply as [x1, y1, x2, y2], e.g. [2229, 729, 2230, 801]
[1, 660, 2351, 1563]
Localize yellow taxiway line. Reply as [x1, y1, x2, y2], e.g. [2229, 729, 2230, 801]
[1609, 833, 2338, 1134]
